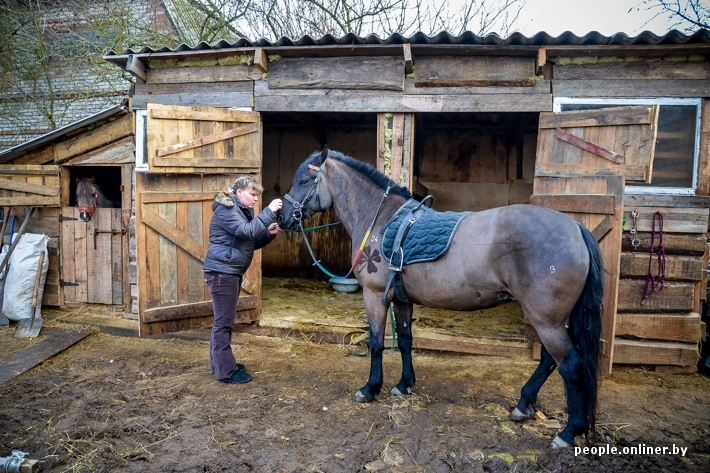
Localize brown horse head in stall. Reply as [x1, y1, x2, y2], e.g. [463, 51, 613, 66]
[278, 147, 604, 450]
[75, 177, 118, 222]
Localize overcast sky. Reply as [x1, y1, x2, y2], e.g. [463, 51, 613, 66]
[514, 0, 678, 36]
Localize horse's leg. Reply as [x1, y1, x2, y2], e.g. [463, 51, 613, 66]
[353, 289, 389, 403]
[534, 326, 586, 450]
[390, 300, 415, 396]
[509, 344, 556, 421]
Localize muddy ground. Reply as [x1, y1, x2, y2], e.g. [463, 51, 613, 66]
[1, 279, 710, 472]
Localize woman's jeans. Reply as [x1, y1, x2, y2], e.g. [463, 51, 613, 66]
[204, 271, 241, 380]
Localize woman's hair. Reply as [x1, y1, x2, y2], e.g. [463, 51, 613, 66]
[230, 175, 263, 195]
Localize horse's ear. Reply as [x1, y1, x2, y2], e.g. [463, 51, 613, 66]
[315, 146, 328, 166]
[90, 176, 96, 183]
[75, 177, 80, 184]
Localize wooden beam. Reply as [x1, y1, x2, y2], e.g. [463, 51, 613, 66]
[536, 47, 547, 76]
[157, 123, 259, 157]
[254, 47, 268, 73]
[148, 105, 259, 122]
[140, 191, 215, 203]
[613, 339, 698, 367]
[403, 43, 414, 74]
[142, 296, 258, 323]
[0, 179, 59, 197]
[554, 127, 624, 163]
[615, 312, 701, 343]
[126, 54, 147, 83]
[530, 194, 615, 215]
[539, 106, 652, 129]
[141, 204, 206, 262]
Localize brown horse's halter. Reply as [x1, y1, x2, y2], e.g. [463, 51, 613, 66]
[77, 186, 101, 216]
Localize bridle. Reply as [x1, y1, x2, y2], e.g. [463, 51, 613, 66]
[283, 163, 324, 224]
[282, 160, 392, 279]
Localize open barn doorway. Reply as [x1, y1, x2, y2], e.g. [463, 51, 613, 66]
[254, 111, 539, 357]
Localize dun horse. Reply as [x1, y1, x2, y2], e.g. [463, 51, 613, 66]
[278, 148, 604, 450]
[75, 177, 118, 222]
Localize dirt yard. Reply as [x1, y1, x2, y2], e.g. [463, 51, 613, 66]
[1, 280, 710, 472]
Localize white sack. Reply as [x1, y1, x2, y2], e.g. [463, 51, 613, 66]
[1, 233, 49, 321]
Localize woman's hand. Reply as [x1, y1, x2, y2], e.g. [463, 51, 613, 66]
[268, 199, 283, 213]
[267, 222, 282, 235]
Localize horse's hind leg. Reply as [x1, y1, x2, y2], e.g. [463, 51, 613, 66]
[390, 300, 415, 396]
[510, 344, 556, 421]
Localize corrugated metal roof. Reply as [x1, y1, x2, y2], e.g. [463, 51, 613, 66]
[106, 29, 710, 56]
[0, 102, 128, 164]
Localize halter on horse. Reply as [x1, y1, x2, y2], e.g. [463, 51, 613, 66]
[75, 177, 116, 222]
[279, 147, 604, 450]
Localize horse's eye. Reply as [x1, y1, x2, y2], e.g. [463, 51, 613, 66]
[299, 178, 310, 185]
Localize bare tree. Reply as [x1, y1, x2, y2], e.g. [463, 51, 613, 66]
[631, 0, 709, 33]
[234, 0, 526, 41]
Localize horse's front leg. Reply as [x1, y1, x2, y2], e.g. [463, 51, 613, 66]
[390, 299, 415, 396]
[353, 289, 388, 403]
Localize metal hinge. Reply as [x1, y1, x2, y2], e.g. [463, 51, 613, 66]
[59, 215, 78, 222]
[60, 280, 79, 287]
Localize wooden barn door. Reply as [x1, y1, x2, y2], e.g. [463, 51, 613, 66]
[60, 207, 123, 305]
[531, 105, 659, 374]
[137, 104, 262, 336]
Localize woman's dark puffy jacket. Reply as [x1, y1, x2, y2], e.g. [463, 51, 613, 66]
[202, 193, 276, 275]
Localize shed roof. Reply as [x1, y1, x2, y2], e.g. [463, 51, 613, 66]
[0, 102, 129, 164]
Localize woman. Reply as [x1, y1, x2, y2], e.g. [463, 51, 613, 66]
[203, 176, 282, 384]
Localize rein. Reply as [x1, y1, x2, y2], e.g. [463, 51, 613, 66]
[284, 162, 392, 279]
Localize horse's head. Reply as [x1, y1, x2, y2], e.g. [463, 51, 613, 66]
[75, 177, 100, 222]
[278, 146, 333, 231]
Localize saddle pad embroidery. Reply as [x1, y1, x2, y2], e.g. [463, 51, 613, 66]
[380, 199, 469, 266]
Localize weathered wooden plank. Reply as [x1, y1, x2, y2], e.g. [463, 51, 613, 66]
[142, 296, 258, 323]
[0, 179, 59, 196]
[617, 279, 695, 313]
[414, 55, 535, 86]
[553, 79, 710, 98]
[535, 162, 647, 181]
[60, 208, 76, 303]
[530, 194, 614, 215]
[73, 211, 88, 303]
[0, 196, 59, 207]
[554, 61, 710, 81]
[157, 123, 259, 157]
[620, 252, 705, 281]
[0, 329, 92, 385]
[141, 204, 206, 263]
[140, 192, 215, 203]
[539, 106, 652, 129]
[269, 56, 404, 90]
[554, 127, 624, 163]
[624, 194, 710, 209]
[111, 209, 122, 305]
[53, 114, 132, 163]
[148, 104, 259, 123]
[152, 157, 260, 169]
[147, 64, 263, 84]
[406, 78, 551, 95]
[159, 199, 178, 306]
[256, 81, 552, 113]
[0, 165, 59, 175]
[62, 136, 135, 166]
[613, 338, 698, 366]
[615, 312, 701, 343]
[622, 207, 709, 234]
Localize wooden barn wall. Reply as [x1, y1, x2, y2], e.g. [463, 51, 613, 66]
[418, 131, 537, 212]
[549, 56, 710, 372]
[260, 128, 377, 277]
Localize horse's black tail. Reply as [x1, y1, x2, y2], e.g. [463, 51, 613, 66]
[569, 223, 604, 438]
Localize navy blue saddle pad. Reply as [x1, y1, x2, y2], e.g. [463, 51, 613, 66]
[380, 199, 469, 266]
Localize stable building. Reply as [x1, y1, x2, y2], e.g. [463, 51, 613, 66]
[2, 29, 710, 374]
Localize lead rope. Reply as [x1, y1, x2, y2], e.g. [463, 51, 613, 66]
[0, 451, 27, 473]
[642, 211, 665, 302]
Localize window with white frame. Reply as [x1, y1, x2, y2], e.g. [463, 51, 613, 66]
[134, 109, 149, 172]
[553, 98, 702, 196]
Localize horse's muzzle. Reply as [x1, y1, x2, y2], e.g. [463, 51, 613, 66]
[79, 211, 92, 222]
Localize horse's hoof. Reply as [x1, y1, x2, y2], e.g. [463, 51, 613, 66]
[551, 435, 572, 451]
[390, 386, 412, 396]
[509, 406, 535, 422]
[352, 390, 372, 403]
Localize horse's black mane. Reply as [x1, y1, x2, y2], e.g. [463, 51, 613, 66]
[301, 150, 412, 199]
